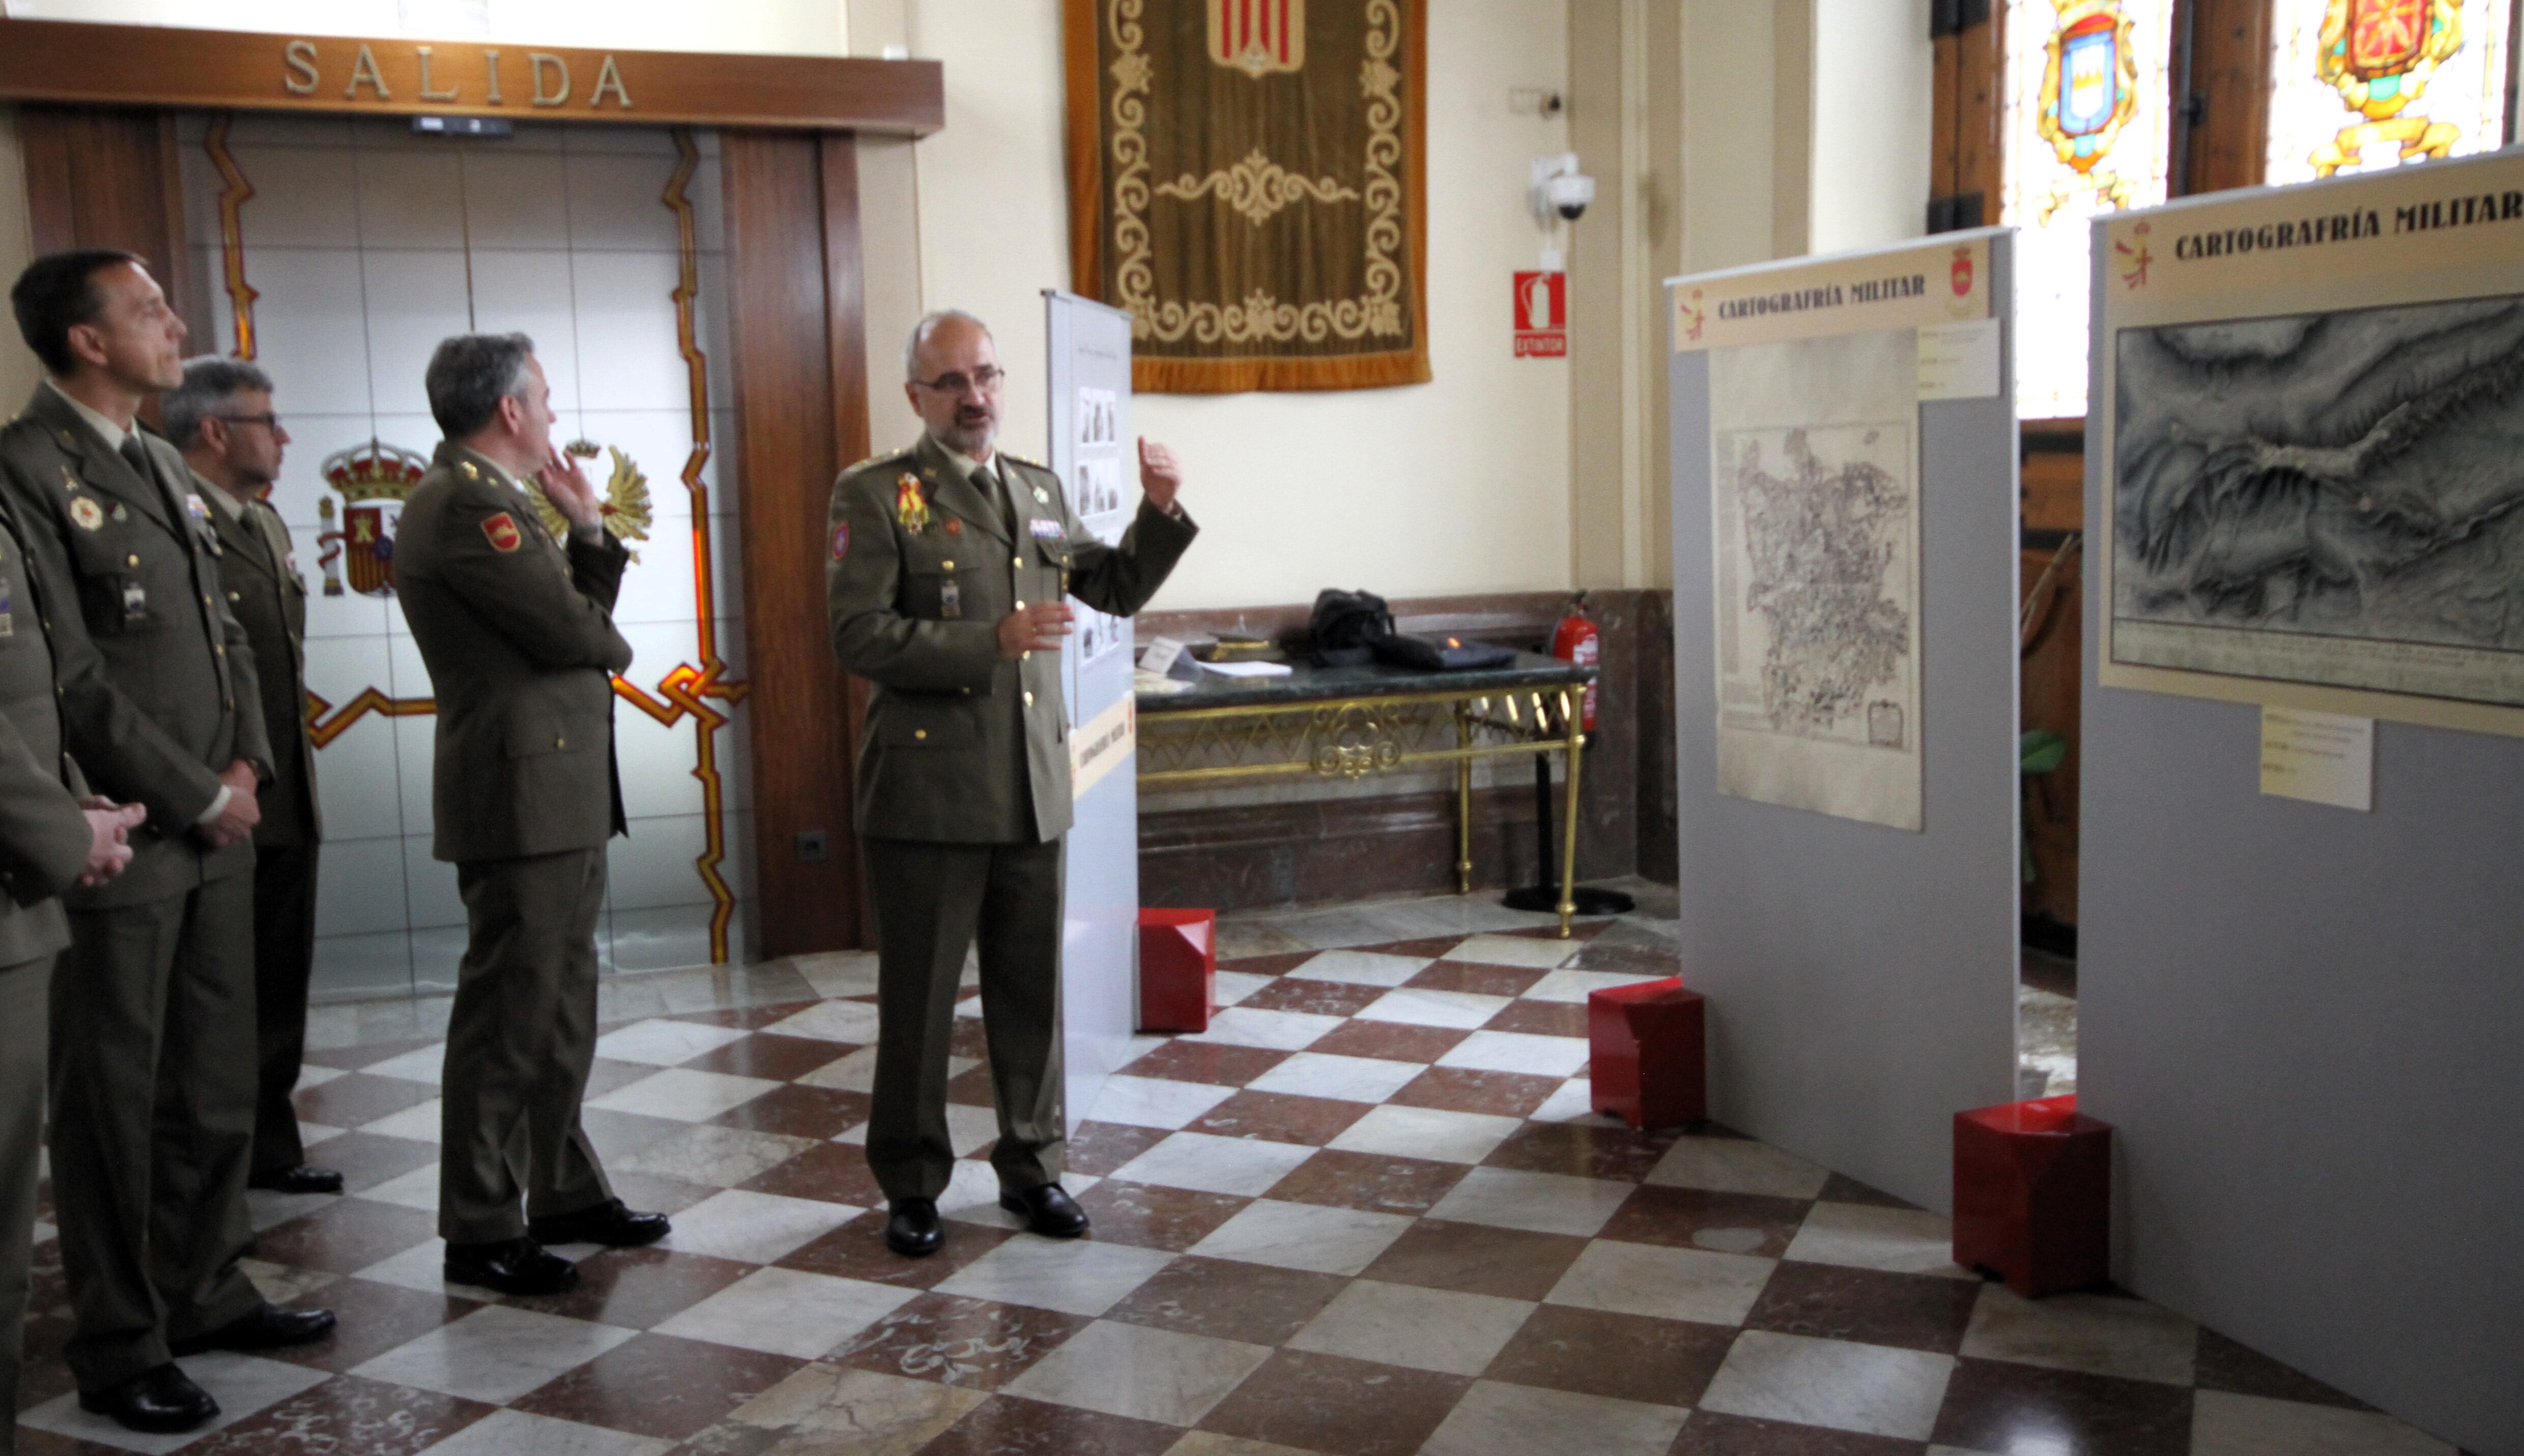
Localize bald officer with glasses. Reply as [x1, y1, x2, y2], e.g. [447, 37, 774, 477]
[827, 309, 1195, 1259]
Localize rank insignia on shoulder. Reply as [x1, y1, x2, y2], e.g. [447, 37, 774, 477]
[460, 461, 481, 481]
[830, 522, 850, 560]
[482, 511, 524, 552]
[895, 473, 932, 533]
[70, 496, 105, 532]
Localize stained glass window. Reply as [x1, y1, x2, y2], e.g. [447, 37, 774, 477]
[2002, 0, 2178, 420]
[2264, 0, 2511, 187]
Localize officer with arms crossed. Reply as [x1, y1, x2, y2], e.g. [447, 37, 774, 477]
[2, 250, 336, 1435]
[166, 357, 341, 1199]
[1, 482, 145, 1454]
[828, 309, 1196, 1258]
[396, 333, 668, 1296]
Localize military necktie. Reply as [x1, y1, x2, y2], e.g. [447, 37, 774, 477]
[118, 433, 188, 526]
[979, 464, 1018, 542]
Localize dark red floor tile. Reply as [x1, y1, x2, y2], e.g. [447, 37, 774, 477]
[1929, 1357, 2194, 1456]
[776, 1209, 1018, 1290]
[252, 1198, 439, 1275]
[683, 1031, 861, 1081]
[1483, 999, 1591, 1037]
[1671, 1410, 1929, 1454]
[1599, 1184, 1814, 1259]
[1064, 1121, 1172, 1176]
[2192, 1326, 2373, 1411]
[1406, 961, 1549, 998]
[1115, 1040, 1292, 1088]
[294, 1132, 442, 1196]
[1263, 1148, 1469, 1216]
[1218, 950, 1318, 976]
[265, 1277, 482, 1373]
[739, 1140, 887, 1207]
[1390, 1067, 1563, 1119]
[1072, 1179, 1252, 1251]
[291, 1073, 438, 1129]
[1197, 1348, 1472, 1456]
[513, 1332, 804, 1441]
[708, 1083, 872, 1140]
[1305, 1020, 1469, 1063]
[1105, 1255, 1350, 1346]
[1744, 1262, 1982, 1354]
[923, 1394, 1182, 1456]
[1483, 1303, 1734, 1406]
[1484, 1119, 1680, 1182]
[833, 1291, 1093, 1389]
[580, 1057, 661, 1101]
[668, 1000, 820, 1031]
[178, 1375, 497, 1454]
[1240, 978, 1390, 1018]
[1187, 1090, 1369, 1147]
[504, 1245, 756, 1330]
[1360, 1218, 1589, 1301]
[1817, 1173, 1919, 1211]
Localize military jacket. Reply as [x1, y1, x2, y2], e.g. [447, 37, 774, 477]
[0, 386, 270, 908]
[199, 471, 319, 848]
[0, 497, 92, 966]
[394, 442, 631, 864]
[826, 432, 1196, 843]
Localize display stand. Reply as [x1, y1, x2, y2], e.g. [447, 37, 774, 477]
[1044, 290, 1142, 1137]
[1666, 228, 2020, 1211]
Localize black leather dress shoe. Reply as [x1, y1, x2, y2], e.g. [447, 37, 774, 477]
[999, 1183, 1090, 1238]
[445, 1237, 580, 1295]
[247, 1164, 345, 1195]
[885, 1198, 943, 1258]
[527, 1198, 671, 1248]
[169, 1302, 337, 1355]
[78, 1363, 218, 1434]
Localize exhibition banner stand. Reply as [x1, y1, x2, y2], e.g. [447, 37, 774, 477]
[2081, 154, 2524, 1453]
[1666, 228, 2020, 1211]
[1044, 289, 1143, 1138]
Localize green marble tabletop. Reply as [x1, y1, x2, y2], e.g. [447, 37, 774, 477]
[1136, 650, 1594, 712]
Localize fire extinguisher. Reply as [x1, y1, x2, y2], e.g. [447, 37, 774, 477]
[1550, 592, 1601, 733]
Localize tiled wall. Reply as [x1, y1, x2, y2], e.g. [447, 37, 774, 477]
[174, 114, 754, 1001]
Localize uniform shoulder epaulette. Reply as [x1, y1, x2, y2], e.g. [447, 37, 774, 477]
[1001, 451, 1045, 472]
[842, 446, 916, 478]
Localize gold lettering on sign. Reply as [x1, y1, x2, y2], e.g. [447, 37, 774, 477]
[282, 39, 319, 96]
[345, 43, 390, 100]
[590, 54, 633, 109]
[529, 52, 570, 106]
[416, 45, 458, 101]
[485, 48, 504, 104]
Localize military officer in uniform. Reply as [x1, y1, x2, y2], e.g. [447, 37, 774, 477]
[397, 332, 668, 1297]
[1, 483, 145, 1455]
[828, 309, 1196, 1257]
[2, 250, 335, 1434]
[166, 357, 339, 1197]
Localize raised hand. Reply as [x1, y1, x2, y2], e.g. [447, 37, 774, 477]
[1136, 437, 1182, 513]
[536, 446, 605, 541]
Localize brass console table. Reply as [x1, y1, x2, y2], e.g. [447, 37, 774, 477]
[1136, 654, 1598, 936]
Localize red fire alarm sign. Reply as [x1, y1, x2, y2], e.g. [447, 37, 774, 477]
[1513, 271, 1566, 357]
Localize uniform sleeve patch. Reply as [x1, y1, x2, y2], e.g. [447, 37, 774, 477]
[831, 522, 851, 560]
[482, 512, 524, 552]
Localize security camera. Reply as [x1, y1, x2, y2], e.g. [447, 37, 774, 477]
[1531, 153, 1595, 223]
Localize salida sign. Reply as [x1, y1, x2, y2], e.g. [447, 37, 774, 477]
[1513, 270, 1566, 357]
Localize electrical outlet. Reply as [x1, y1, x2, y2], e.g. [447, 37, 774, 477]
[1510, 88, 1563, 117]
[794, 830, 828, 863]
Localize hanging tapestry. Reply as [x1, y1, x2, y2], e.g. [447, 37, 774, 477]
[1064, 0, 1429, 393]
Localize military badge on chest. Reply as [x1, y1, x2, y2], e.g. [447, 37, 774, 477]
[895, 473, 932, 534]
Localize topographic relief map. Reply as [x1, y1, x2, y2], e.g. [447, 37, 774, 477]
[2113, 295, 2524, 709]
[1715, 422, 1918, 750]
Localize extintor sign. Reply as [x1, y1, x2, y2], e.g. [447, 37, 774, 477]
[1513, 270, 1566, 357]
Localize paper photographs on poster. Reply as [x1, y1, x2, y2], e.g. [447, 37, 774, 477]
[2112, 295, 2524, 711]
[1709, 327, 1925, 831]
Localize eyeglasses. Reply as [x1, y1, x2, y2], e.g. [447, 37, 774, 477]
[909, 366, 1006, 396]
[213, 413, 284, 431]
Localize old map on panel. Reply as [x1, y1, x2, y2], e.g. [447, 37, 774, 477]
[2112, 294, 2524, 709]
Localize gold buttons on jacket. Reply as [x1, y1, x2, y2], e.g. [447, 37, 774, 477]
[941, 560, 955, 570]
[1012, 555, 1022, 569]
[914, 729, 928, 740]
[555, 735, 567, 749]
[1024, 691, 1035, 707]
[126, 554, 139, 566]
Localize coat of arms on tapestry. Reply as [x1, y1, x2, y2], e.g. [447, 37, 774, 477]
[1065, 0, 1429, 392]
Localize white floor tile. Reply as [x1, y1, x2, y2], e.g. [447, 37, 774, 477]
[762, 999, 885, 1044]
[612, 1124, 818, 1188]
[1187, 1199, 1415, 1277]
[1440, 934, 1581, 970]
[1000, 1318, 1272, 1426]
[295, 1064, 349, 1090]
[1108, 1131, 1317, 1198]
[1420, 1379, 1690, 1456]
[790, 951, 882, 999]
[1245, 1051, 1425, 1104]
[18, 1352, 328, 1454]
[300, 1121, 347, 1148]
[591, 1018, 751, 1066]
[1644, 1135, 1828, 1199]
[359, 1042, 449, 1084]
[932, 1235, 1177, 1317]
[1527, 1079, 1605, 1124]
[1286, 1279, 1534, 1375]
[356, 1163, 441, 1212]
[654, 1266, 915, 1358]
[944, 1103, 1005, 1158]
[1287, 950, 1432, 987]
[1435, 1030, 1591, 1077]
[1181, 1006, 1345, 1052]
[1545, 1239, 1777, 1326]
[416, 1407, 674, 1455]
[1785, 1201, 1973, 1279]
[587, 1067, 782, 1122]
[2189, 1390, 2457, 1456]
[352, 1305, 638, 1404]
[1523, 968, 1675, 1004]
[1960, 1286, 2199, 1384]
[360, 1098, 445, 1143]
[1087, 1074, 1242, 1130]
[1210, 970, 1276, 1007]
[1696, 1329, 1955, 1441]
[1327, 1104, 1521, 1165]
[1354, 988, 1508, 1030]
[1427, 1166, 1636, 1238]
[662, 1188, 859, 1263]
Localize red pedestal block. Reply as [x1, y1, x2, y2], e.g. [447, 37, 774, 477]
[1588, 977, 1706, 1129]
[1137, 909, 1216, 1034]
[1953, 1094, 2112, 1297]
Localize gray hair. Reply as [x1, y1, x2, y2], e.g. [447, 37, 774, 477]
[163, 355, 274, 448]
[904, 309, 990, 381]
[425, 332, 536, 440]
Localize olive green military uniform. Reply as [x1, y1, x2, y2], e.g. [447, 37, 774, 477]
[827, 433, 1195, 1202]
[394, 442, 630, 1245]
[200, 473, 325, 1180]
[0, 492, 100, 1445]
[0, 385, 272, 1393]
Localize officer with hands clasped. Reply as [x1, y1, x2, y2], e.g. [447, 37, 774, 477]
[827, 309, 1196, 1258]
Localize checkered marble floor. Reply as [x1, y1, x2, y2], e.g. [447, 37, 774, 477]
[13, 885, 2465, 1455]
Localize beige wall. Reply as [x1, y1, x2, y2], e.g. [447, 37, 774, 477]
[0, 0, 850, 54]
[1810, 0, 1933, 254]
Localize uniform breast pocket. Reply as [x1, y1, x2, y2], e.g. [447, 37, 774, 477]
[900, 562, 978, 622]
[874, 705, 978, 749]
[61, 527, 154, 635]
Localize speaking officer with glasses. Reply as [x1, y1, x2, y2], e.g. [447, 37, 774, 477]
[166, 357, 339, 1200]
[827, 309, 1195, 1258]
